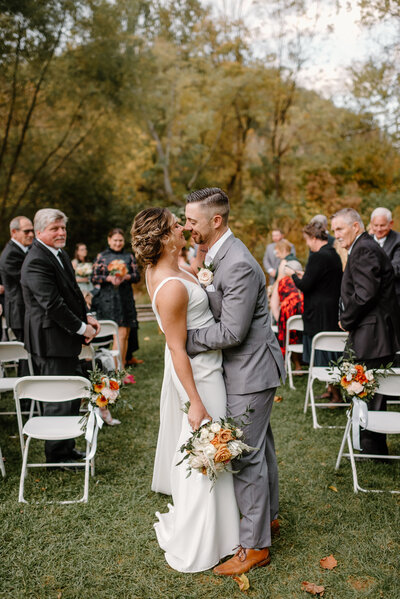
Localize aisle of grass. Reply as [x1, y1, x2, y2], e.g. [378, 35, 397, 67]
[0, 321, 399, 598]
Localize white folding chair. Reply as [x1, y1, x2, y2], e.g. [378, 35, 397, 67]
[304, 331, 349, 429]
[0, 341, 34, 414]
[91, 320, 122, 370]
[78, 344, 96, 370]
[285, 315, 307, 390]
[14, 376, 100, 504]
[335, 370, 400, 493]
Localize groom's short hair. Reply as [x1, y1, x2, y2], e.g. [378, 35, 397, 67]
[186, 188, 230, 225]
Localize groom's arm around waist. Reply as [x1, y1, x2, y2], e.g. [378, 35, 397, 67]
[187, 260, 260, 356]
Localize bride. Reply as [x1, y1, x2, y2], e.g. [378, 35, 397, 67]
[131, 207, 239, 573]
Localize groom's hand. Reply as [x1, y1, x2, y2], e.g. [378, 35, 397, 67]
[188, 400, 211, 430]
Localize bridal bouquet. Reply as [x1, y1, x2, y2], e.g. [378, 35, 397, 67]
[75, 262, 92, 277]
[107, 259, 128, 278]
[177, 416, 256, 488]
[80, 366, 128, 432]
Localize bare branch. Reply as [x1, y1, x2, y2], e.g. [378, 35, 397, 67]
[0, 26, 22, 172]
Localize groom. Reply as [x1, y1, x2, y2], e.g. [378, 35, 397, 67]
[185, 188, 285, 575]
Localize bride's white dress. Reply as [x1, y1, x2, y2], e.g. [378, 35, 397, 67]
[150, 273, 240, 573]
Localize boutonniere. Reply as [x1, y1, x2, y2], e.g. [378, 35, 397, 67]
[197, 262, 215, 287]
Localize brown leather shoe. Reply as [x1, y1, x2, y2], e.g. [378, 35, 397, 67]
[126, 356, 144, 366]
[271, 518, 280, 538]
[213, 546, 271, 576]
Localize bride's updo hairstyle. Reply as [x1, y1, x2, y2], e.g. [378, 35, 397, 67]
[131, 207, 175, 266]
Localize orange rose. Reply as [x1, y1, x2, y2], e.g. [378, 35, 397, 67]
[359, 391, 367, 398]
[96, 394, 108, 407]
[94, 382, 105, 393]
[109, 379, 119, 390]
[214, 445, 232, 463]
[211, 429, 234, 446]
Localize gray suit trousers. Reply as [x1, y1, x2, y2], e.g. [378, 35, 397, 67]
[227, 387, 279, 549]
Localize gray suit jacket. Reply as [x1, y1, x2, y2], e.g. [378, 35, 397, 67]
[187, 235, 285, 395]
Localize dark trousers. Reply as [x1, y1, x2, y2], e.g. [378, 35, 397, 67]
[12, 328, 30, 377]
[32, 355, 81, 462]
[361, 355, 394, 455]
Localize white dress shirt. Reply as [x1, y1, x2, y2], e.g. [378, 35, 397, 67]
[205, 228, 233, 266]
[11, 239, 29, 253]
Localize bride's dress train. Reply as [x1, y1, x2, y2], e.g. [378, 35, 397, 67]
[150, 274, 240, 573]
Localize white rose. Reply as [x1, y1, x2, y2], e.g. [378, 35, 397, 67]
[197, 268, 213, 287]
[203, 444, 217, 459]
[236, 428, 243, 438]
[347, 381, 364, 395]
[199, 428, 210, 441]
[365, 370, 374, 381]
[210, 422, 221, 433]
[345, 373, 353, 382]
[189, 455, 205, 469]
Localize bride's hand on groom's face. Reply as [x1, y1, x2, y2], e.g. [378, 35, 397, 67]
[188, 401, 211, 430]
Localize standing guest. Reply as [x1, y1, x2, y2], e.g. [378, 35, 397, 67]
[21, 208, 100, 465]
[0, 216, 34, 343]
[91, 228, 141, 367]
[263, 228, 296, 285]
[370, 207, 400, 307]
[270, 240, 303, 367]
[71, 243, 93, 294]
[291, 222, 343, 401]
[0, 274, 6, 341]
[331, 208, 400, 455]
[310, 214, 335, 246]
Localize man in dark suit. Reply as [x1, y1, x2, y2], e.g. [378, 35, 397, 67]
[332, 208, 400, 455]
[21, 208, 100, 464]
[370, 207, 400, 307]
[0, 216, 34, 342]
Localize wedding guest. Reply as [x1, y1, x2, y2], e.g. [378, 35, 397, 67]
[270, 240, 303, 367]
[0, 216, 34, 344]
[370, 207, 400, 307]
[21, 208, 100, 464]
[291, 222, 343, 401]
[71, 243, 93, 294]
[332, 208, 400, 454]
[263, 228, 296, 285]
[91, 228, 141, 367]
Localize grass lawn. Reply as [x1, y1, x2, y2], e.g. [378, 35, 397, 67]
[0, 321, 399, 598]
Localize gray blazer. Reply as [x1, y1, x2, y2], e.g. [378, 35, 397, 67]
[187, 235, 285, 395]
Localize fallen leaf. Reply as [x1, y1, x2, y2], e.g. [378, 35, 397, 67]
[328, 485, 338, 492]
[233, 573, 250, 591]
[301, 581, 325, 596]
[35, 479, 40, 483]
[143, 336, 150, 341]
[274, 395, 283, 402]
[320, 554, 337, 570]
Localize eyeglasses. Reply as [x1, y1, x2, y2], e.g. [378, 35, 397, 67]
[21, 229, 34, 234]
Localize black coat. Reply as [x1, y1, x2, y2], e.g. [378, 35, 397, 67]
[292, 244, 342, 337]
[380, 229, 400, 306]
[0, 240, 27, 330]
[21, 239, 88, 358]
[340, 232, 400, 360]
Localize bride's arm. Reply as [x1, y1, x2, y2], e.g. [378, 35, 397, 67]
[156, 280, 211, 430]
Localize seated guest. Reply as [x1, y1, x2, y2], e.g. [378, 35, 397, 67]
[270, 240, 303, 369]
[71, 243, 93, 294]
[91, 228, 141, 367]
[291, 221, 343, 402]
[370, 207, 400, 308]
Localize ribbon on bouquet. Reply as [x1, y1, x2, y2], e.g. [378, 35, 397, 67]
[85, 404, 104, 461]
[352, 398, 369, 451]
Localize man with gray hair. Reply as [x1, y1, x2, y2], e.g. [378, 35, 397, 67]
[0, 216, 34, 342]
[370, 207, 400, 306]
[332, 207, 400, 456]
[21, 208, 100, 465]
